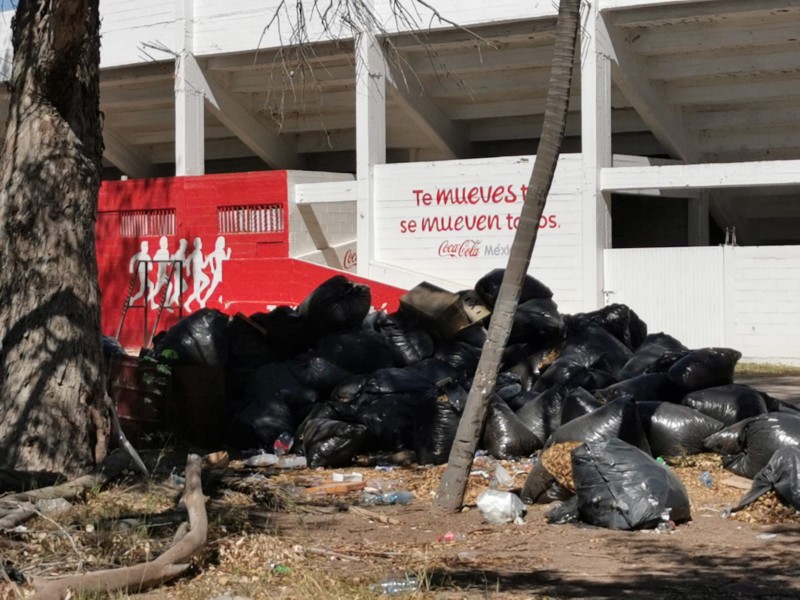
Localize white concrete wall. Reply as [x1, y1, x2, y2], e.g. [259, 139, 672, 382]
[371, 154, 585, 313]
[287, 171, 357, 271]
[100, 0, 177, 68]
[604, 247, 726, 349]
[606, 245, 800, 365]
[725, 246, 800, 365]
[0, 0, 561, 74]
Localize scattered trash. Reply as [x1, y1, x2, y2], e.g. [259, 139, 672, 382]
[362, 491, 415, 506]
[332, 472, 364, 483]
[476, 489, 526, 525]
[277, 455, 308, 469]
[270, 563, 292, 575]
[756, 533, 778, 540]
[699, 471, 714, 488]
[493, 464, 515, 488]
[437, 531, 467, 543]
[273, 431, 294, 456]
[305, 481, 366, 495]
[244, 452, 279, 467]
[370, 574, 419, 595]
[655, 511, 676, 533]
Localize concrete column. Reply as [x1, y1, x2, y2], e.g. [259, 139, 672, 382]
[175, 0, 204, 176]
[355, 21, 386, 278]
[581, 4, 613, 310]
[688, 193, 710, 245]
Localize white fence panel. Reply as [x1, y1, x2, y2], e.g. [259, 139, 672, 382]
[604, 247, 725, 349]
[725, 246, 800, 364]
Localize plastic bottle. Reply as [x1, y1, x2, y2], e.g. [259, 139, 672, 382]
[273, 432, 293, 457]
[370, 575, 418, 595]
[699, 471, 713, 488]
[361, 491, 415, 506]
[380, 491, 414, 505]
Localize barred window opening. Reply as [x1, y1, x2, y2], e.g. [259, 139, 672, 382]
[218, 204, 284, 234]
[119, 209, 176, 237]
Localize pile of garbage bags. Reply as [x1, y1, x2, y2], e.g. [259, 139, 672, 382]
[144, 271, 800, 529]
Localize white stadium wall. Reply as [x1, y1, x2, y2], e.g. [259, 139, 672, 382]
[606, 246, 800, 365]
[371, 154, 585, 314]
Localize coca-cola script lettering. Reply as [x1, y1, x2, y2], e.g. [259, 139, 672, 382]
[438, 239, 481, 258]
[343, 249, 357, 269]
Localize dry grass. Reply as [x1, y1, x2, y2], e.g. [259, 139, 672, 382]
[735, 362, 800, 376]
[2, 444, 799, 599]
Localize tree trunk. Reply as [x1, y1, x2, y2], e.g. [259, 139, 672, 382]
[0, 0, 108, 477]
[435, 0, 582, 512]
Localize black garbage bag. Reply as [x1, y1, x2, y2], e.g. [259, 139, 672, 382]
[505, 389, 539, 412]
[434, 340, 482, 376]
[548, 399, 652, 455]
[153, 308, 230, 367]
[618, 333, 688, 380]
[644, 350, 691, 375]
[682, 384, 770, 426]
[667, 347, 742, 391]
[594, 373, 683, 404]
[497, 371, 524, 399]
[237, 362, 319, 423]
[570, 304, 633, 349]
[404, 357, 462, 387]
[228, 392, 295, 450]
[362, 367, 437, 398]
[516, 385, 568, 443]
[302, 418, 368, 468]
[628, 308, 648, 351]
[732, 447, 800, 512]
[475, 268, 553, 308]
[481, 397, 543, 459]
[289, 353, 353, 397]
[317, 330, 398, 373]
[571, 438, 691, 530]
[502, 344, 552, 390]
[775, 400, 800, 415]
[559, 321, 633, 376]
[371, 311, 435, 365]
[357, 393, 424, 452]
[532, 357, 615, 394]
[298, 275, 371, 334]
[521, 461, 573, 505]
[561, 387, 603, 424]
[452, 323, 488, 348]
[413, 382, 466, 465]
[102, 336, 126, 358]
[702, 417, 757, 456]
[226, 314, 281, 369]
[723, 413, 800, 478]
[331, 374, 367, 405]
[508, 298, 565, 347]
[637, 402, 724, 457]
[258, 306, 317, 358]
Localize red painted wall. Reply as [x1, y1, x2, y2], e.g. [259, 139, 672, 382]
[97, 172, 405, 349]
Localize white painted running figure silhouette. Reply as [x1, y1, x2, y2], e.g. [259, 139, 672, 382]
[183, 237, 210, 311]
[127, 241, 152, 305]
[201, 236, 232, 306]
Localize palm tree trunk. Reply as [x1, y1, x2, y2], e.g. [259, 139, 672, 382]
[435, 0, 583, 512]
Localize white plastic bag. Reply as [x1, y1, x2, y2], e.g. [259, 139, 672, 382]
[476, 489, 526, 525]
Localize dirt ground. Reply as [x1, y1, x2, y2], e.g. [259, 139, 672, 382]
[2, 374, 799, 599]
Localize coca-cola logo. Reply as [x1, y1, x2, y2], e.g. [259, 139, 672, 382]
[343, 249, 357, 269]
[438, 239, 481, 258]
